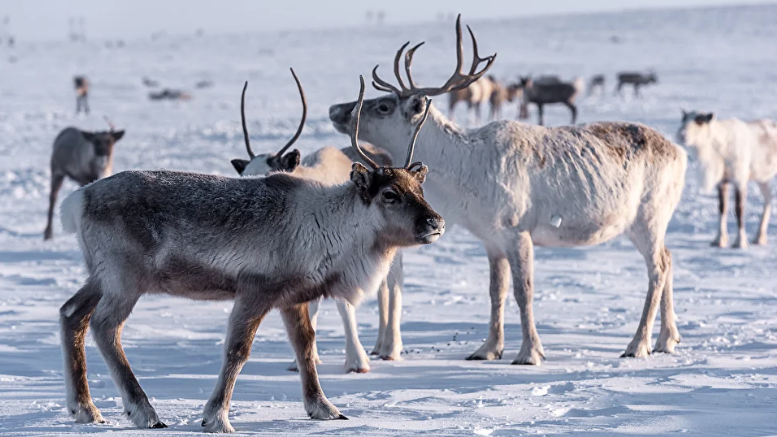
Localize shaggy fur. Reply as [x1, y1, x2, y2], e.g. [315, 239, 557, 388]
[330, 95, 687, 365]
[678, 111, 777, 247]
[233, 144, 408, 369]
[44, 126, 125, 240]
[58, 168, 443, 431]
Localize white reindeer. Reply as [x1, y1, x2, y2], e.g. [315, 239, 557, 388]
[57, 76, 443, 432]
[677, 111, 777, 248]
[329, 15, 687, 364]
[230, 70, 406, 373]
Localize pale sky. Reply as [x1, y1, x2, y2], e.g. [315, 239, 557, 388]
[0, 0, 774, 41]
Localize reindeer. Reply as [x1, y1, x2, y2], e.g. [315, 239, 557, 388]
[230, 70, 405, 372]
[329, 15, 687, 365]
[74, 76, 89, 114]
[588, 74, 605, 96]
[677, 111, 777, 248]
[44, 118, 125, 240]
[487, 76, 521, 121]
[149, 88, 191, 101]
[615, 71, 657, 97]
[517, 75, 583, 125]
[447, 76, 496, 124]
[57, 75, 443, 432]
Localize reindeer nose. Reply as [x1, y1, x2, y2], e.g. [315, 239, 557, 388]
[426, 216, 445, 232]
[329, 102, 354, 124]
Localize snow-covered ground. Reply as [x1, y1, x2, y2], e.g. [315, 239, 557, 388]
[2, 4, 777, 436]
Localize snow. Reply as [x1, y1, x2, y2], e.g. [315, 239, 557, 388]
[1, 4, 777, 436]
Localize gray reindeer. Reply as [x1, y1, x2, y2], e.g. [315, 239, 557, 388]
[57, 76, 444, 432]
[518, 76, 583, 125]
[615, 71, 657, 97]
[44, 119, 124, 240]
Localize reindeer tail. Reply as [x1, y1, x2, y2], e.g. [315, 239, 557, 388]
[60, 188, 85, 235]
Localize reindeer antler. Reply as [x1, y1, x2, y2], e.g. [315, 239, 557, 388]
[350, 76, 380, 170]
[351, 76, 431, 170]
[103, 115, 115, 132]
[372, 14, 496, 98]
[276, 68, 307, 156]
[240, 68, 307, 160]
[240, 82, 254, 159]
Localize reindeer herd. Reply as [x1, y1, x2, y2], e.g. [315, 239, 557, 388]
[42, 15, 776, 432]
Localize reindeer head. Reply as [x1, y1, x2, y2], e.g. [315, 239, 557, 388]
[329, 15, 495, 156]
[231, 69, 306, 176]
[83, 117, 124, 157]
[677, 109, 714, 147]
[347, 76, 445, 246]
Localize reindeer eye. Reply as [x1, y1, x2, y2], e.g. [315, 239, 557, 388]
[378, 103, 390, 113]
[381, 190, 400, 204]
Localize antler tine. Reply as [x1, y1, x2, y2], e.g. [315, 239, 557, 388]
[404, 42, 425, 88]
[393, 42, 411, 92]
[466, 24, 493, 75]
[372, 65, 402, 95]
[350, 76, 380, 170]
[240, 81, 255, 159]
[276, 68, 307, 156]
[404, 97, 431, 168]
[103, 115, 115, 132]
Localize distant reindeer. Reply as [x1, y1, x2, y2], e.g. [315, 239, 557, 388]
[44, 118, 124, 240]
[487, 76, 521, 121]
[330, 14, 687, 365]
[588, 74, 605, 96]
[148, 89, 191, 101]
[615, 71, 657, 97]
[141, 77, 159, 87]
[518, 75, 583, 125]
[231, 70, 405, 372]
[677, 111, 777, 248]
[448, 76, 496, 124]
[58, 75, 443, 432]
[74, 76, 89, 114]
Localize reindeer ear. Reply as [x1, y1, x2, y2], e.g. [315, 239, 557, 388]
[404, 95, 427, 118]
[681, 109, 688, 120]
[111, 130, 125, 142]
[410, 164, 428, 184]
[279, 149, 301, 172]
[231, 159, 249, 174]
[704, 113, 715, 123]
[81, 131, 96, 142]
[350, 162, 372, 199]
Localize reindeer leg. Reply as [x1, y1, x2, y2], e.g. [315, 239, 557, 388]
[379, 253, 404, 360]
[90, 287, 164, 428]
[508, 233, 545, 365]
[281, 303, 346, 420]
[565, 102, 577, 125]
[654, 246, 681, 353]
[202, 295, 269, 433]
[371, 279, 389, 356]
[60, 279, 104, 423]
[288, 298, 322, 371]
[623, 228, 671, 358]
[712, 182, 730, 247]
[753, 181, 772, 245]
[615, 81, 623, 96]
[44, 173, 65, 240]
[467, 248, 509, 360]
[337, 300, 370, 373]
[733, 182, 748, 248]
[537, 104, 545, 126]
